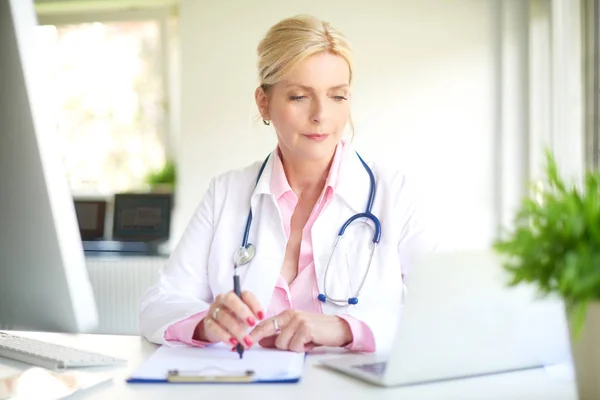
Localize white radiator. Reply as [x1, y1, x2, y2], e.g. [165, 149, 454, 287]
[85, 256, 167, 335]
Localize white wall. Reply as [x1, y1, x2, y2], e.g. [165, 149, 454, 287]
[174, 0, 504, 250]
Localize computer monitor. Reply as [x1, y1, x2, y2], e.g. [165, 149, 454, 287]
[112, 193, 172, 242]
[0, 0, 98, 333]
[74, 199, 107, 241]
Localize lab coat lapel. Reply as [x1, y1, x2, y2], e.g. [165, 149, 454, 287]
[251, 152, 275, 198]
[335, 146, 372, 215]
[236, 152, 286, 312]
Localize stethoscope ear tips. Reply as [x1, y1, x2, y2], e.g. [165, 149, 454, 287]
[317, 294, 327, 302]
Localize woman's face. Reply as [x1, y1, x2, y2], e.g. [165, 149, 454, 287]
[256, 52, 351, 163]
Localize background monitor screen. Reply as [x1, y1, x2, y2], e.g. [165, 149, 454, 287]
[74, 200, 107, 240]
[112, 193, 172, 242]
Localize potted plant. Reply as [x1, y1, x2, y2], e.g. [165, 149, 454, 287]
[493, 149, 600, 400]
[144, 160, 176, 193]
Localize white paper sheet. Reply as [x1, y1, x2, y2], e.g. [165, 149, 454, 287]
[129, 344, 305, 382]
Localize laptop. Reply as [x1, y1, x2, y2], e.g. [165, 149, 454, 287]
[320, 251, 572, 387]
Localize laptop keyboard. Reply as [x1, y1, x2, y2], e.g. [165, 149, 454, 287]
[352, 361, 387, 377]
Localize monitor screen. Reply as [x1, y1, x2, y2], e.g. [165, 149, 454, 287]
[112, 193, 172, 242]
[0, 0, 97, 332]
[74, 200, 107, 240]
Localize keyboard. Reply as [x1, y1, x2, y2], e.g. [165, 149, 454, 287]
[0, 331, 127, 370]
[352, 361, 387, 377]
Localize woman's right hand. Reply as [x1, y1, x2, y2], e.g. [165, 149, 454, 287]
[193, 291, 264, 349]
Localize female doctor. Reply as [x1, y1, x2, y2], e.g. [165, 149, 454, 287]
[139, 15, 436, 354]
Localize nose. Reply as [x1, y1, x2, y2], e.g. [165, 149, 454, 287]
[310, 97, 325, 124]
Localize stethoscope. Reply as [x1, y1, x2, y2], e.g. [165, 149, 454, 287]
[232, 151, 381, 307]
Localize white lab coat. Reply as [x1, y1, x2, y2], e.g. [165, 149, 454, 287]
[139, 145, 437, 353]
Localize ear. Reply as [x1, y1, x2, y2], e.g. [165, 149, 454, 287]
[254, 86, 270, 120]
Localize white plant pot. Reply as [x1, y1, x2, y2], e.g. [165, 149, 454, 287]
[569, 301, 600, 400]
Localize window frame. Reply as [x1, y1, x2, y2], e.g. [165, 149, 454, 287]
[527, 0, 586, 179]
[496, 0, 588, 236]
[36, 6, 178, 194]
[582, 0, 599, 170]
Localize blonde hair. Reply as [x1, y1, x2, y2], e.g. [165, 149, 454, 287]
[257, 15, 353, 90]
[256, 15, 355, 137]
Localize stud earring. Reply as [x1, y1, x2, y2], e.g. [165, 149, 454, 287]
[263, 119, 271, 126]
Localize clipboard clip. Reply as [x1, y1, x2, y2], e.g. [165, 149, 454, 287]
[167, 367, 255, 383]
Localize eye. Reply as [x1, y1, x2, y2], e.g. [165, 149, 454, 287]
[333, 95, 348, 102]
[289, 95, 307, 101]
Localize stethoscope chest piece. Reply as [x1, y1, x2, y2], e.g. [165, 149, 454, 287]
[233, 244, 255, 266]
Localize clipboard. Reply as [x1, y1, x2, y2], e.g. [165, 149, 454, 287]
[126, 344, 305, 384]
[166, 367, 255, 383]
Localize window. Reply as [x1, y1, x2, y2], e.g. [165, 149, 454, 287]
[36, 18, 169, 195]
[583, 0, 600, 170]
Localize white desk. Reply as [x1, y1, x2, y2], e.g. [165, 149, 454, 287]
[0, 331, 578, 399]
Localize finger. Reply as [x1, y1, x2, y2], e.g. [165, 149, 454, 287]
[240, 291, 264, 320]
[211, 307, 253, 349]
[204, 302, 246, 346]
[258, 334, 313, 352]
[275, 317, 301, 350]
[258, 335, 277, 348]
[221, 292, 258, 327]
[288, 322, 312, 353]
[250, 310, 295, 342]
[202, 317, 238, 346]
[201, 303, 223, 340]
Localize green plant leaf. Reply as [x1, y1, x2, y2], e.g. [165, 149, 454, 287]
[493, 147, 600, 335]
[145, 160, 176, 186]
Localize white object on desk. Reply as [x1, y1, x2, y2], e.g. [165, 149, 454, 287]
[0, 332, 126, 370]
[0, 367, 113, 400]
[128, 344, 305, 383]
[321, 251, 572, 387]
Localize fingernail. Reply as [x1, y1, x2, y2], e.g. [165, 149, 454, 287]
[231, 346, 236, 352]
[247, 317, 256, 326]
[244, 336, 253, 347]
[257, 311, 264, 320]
[229, 338, 238, 345]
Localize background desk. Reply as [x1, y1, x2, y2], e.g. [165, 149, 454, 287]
[0, 331, 578, 399]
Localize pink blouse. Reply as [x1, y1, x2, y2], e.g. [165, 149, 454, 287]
[164, 139, 375, 352]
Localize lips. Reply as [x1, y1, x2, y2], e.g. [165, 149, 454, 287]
[303, 134, 329, 142]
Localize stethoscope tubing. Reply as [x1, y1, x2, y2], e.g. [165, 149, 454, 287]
[235, 150, 381, 307]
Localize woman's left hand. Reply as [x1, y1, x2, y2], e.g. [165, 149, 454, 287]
[249, 310, 353, 352]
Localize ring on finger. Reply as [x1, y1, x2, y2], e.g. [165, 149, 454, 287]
[273, 318, 281, 334]
[212, 307, 220, 321]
